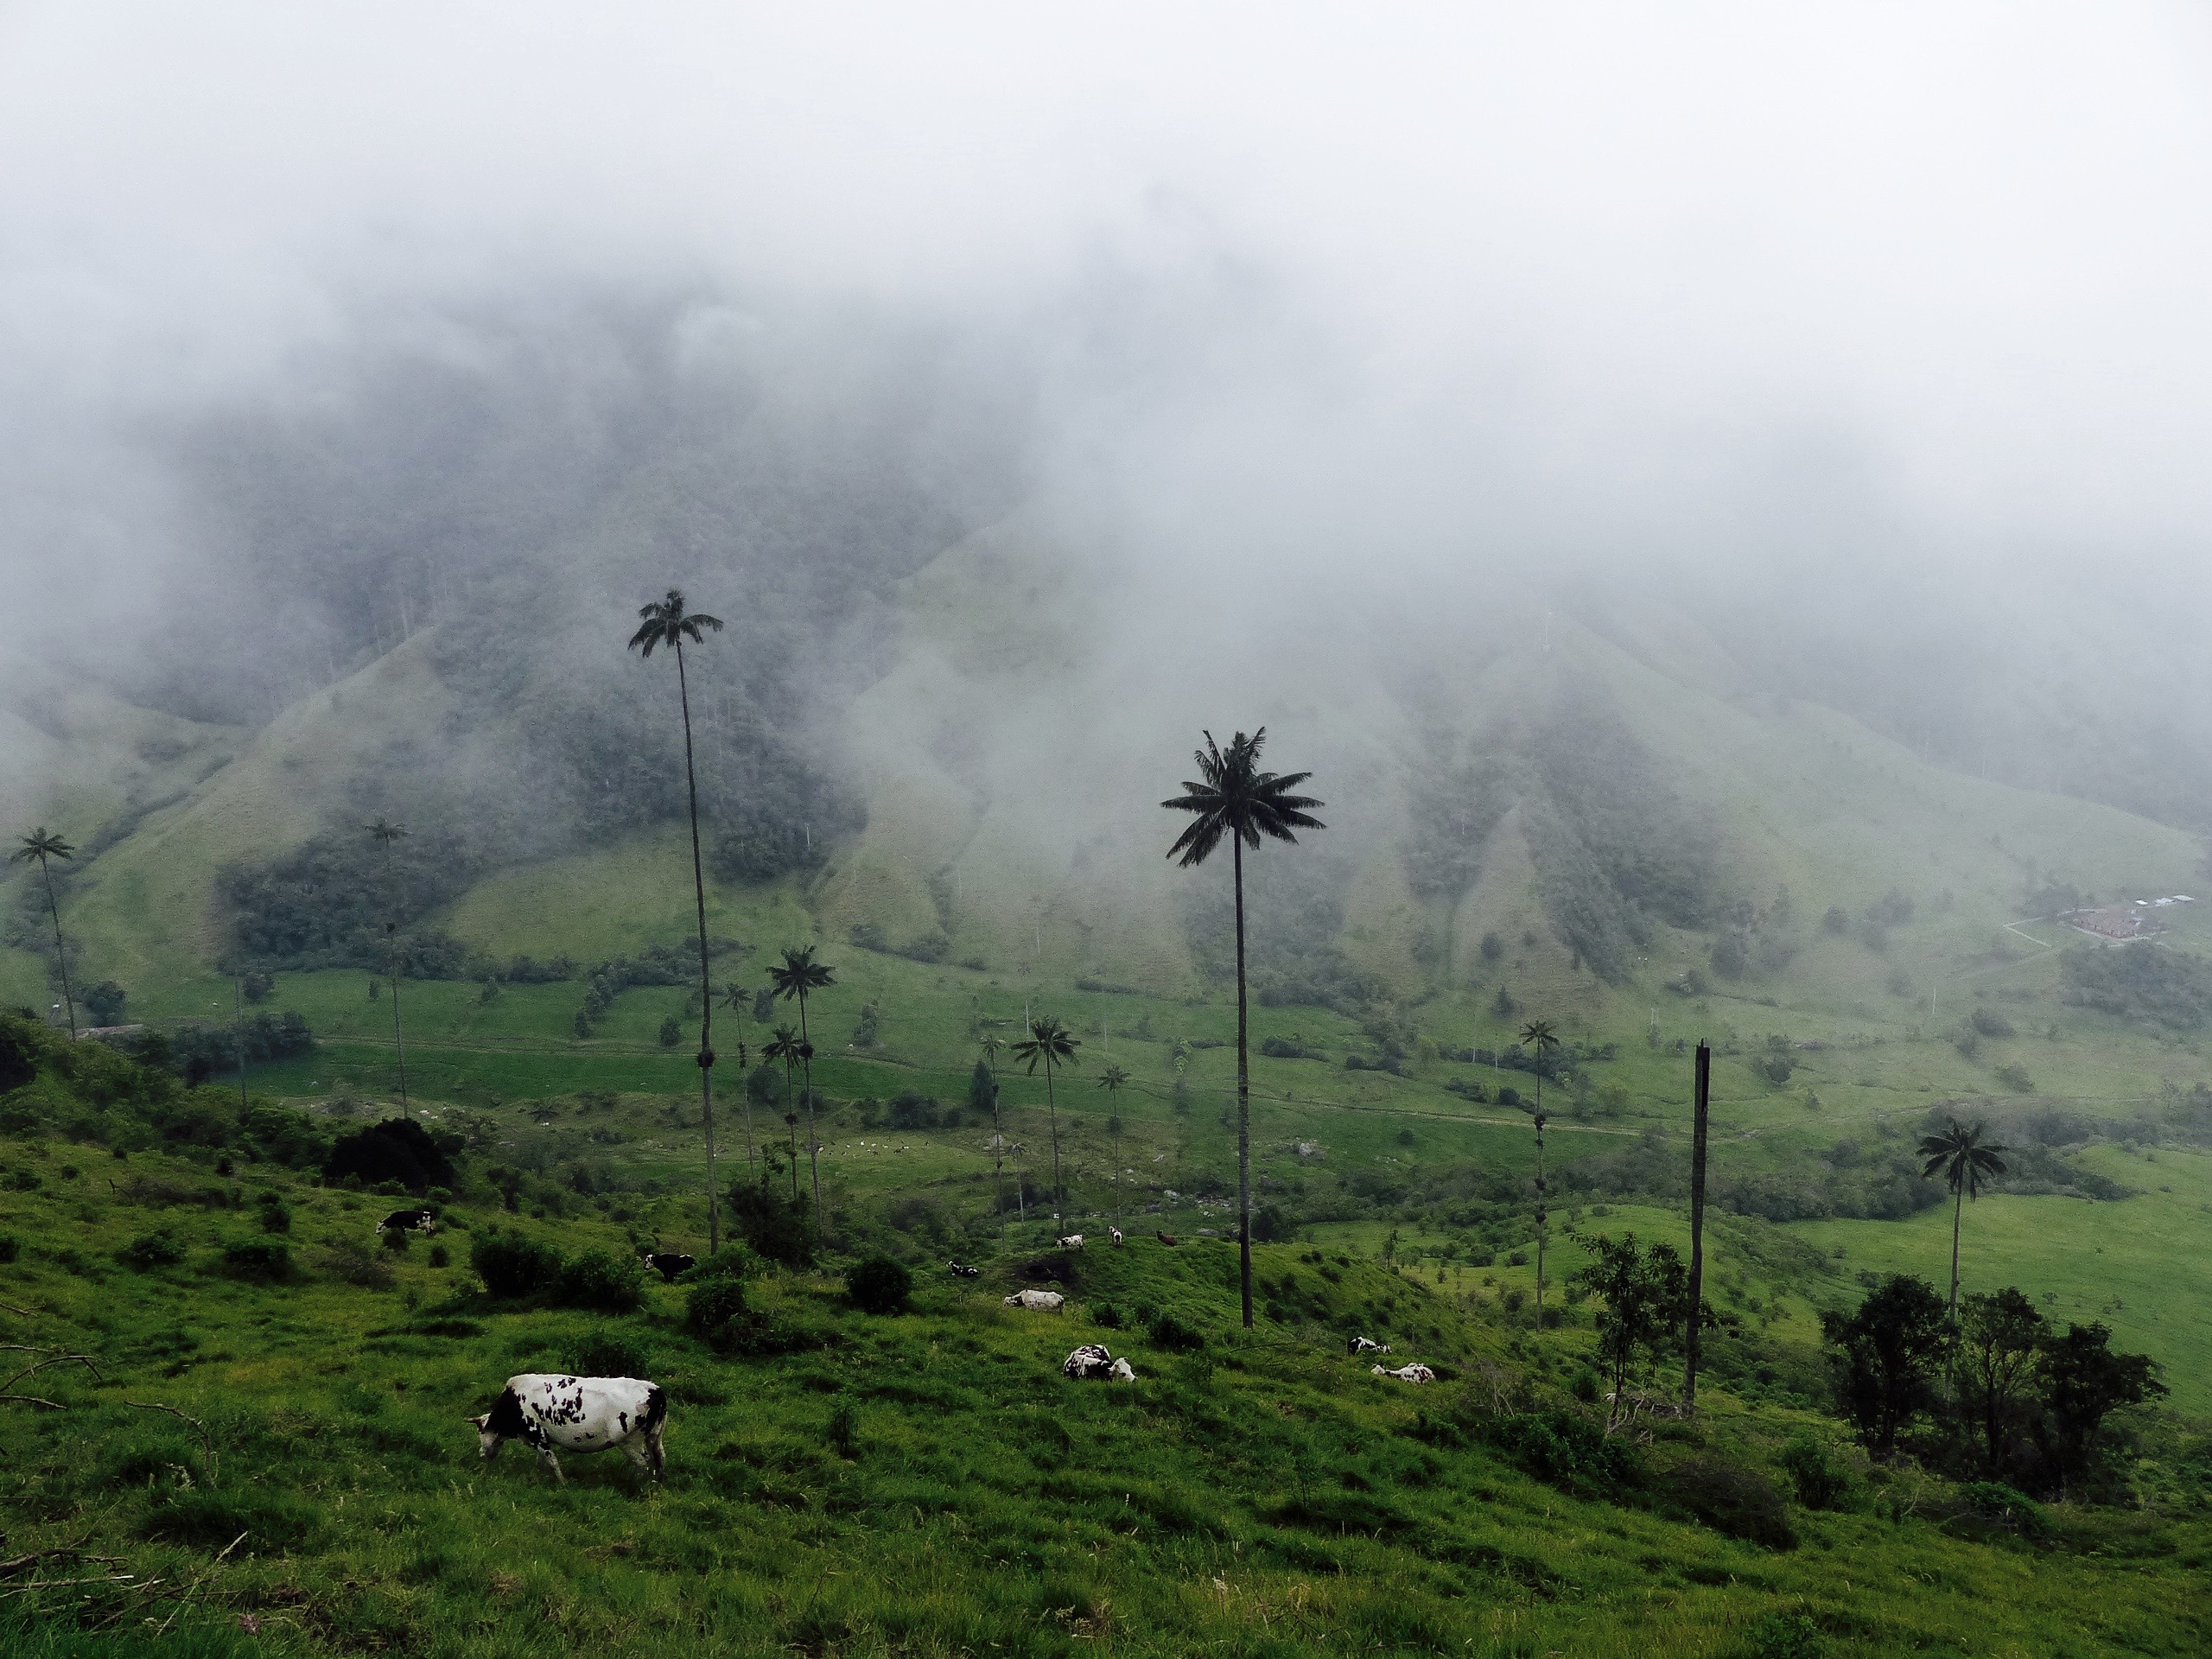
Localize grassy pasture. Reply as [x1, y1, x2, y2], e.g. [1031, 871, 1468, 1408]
[3, 1142, 2208, 1658]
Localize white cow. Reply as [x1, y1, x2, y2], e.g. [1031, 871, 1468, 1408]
[1348, 1336, 1392, 1357]
[1371, 1363, 1436, 1383]
[1063, 1344, 1139, 1382]
[1057, 1234, 1085, 1249]
[1004, 1288, 1066, 1312]
[1109, 1226, 1124, 1246]
[467, 1374, 667, 1484]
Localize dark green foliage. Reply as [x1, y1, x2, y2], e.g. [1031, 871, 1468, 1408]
[657, 1014, 682, 1047]
[568, 1331, 651, 1378]
[827, 1399, 860, 1459]
[2037, 1320, 2166, 1488]
[1777, 1433, 1853, 1510]
[166, 1013, 315, 1085]
[119, 1230, 187, 1269]
[82, 980, 125, 1025]
[1146, 1310, 1205, 1351]
[322, 1117, 456, 1195]
[1745, 1612, 1822, 1659]
[1664, 1455, 1796, 1548]
[555, 1248, 646, 1313]
[318, 1241, 394, 1287]
[240, 970, 275, 1003]
[1821, 1274, 1951, 1457]
[2061, 943, 2212, 1030]
[726, 1179, 814, 1266]
[219, 1239, 295, 1281]
[0, 1022, 33, 1094]
[685, 1274, 752, 1344]
[846, 1254, 912, 1315]
[470, 1232, 563, 1299]
[217, 825, 476, 969]
[1478, 1407, 1642, 1497]
[965, 1059, 996, 1114]
[257, 1201, 291, 1233]
[0, 1234, 16, 1264]
[137, 1486, 319, 1550]
[427, 1243, 449, 1268]
[1955, 1287, 2044, 1478]
[1949, 1481, 2049, 1539]
[381, 1226, 409, 1253]
[1570, 1233, 1692, 1421]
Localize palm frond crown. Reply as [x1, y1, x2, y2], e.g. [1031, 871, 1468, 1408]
[628, 588, 725, 657]
[1012, 1015, 1080, 1074]
[1161, 728, 1325, 868]
[364, 818, 408, 849]
[768, 945, 836, 1000]
[763, 1025, 802, 1064]
[1918, 1120, 2008, 1198]
[12, 828, 73, 865]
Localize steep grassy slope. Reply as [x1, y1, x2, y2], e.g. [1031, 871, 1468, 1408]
[3, 1140, 2207, 1658]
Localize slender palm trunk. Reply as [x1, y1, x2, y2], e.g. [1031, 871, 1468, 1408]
[235, 974, 249, 1112]
[1948, 1182, 1964, 1317]
[674, 641, 720, 1255]
[1046, 1062, 1062, 1221]
[1534, 1097, 1547, 1319]
[1234, 836, 1253, 1329]
[39, 859, 75, 1038]
[989, 1058, 1005, 1219]
[798, 991, 822, 1224]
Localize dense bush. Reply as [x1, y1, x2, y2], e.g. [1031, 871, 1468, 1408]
[219, 1239, 295, 1282]
[555, 1248, 646, 1313]
[846, 1254, 912, 1315]
[471, 1232, 564, 1299]
[320, 1241, 394, 1288]
[2061, 944, 2212, 1030]
[1777, 1433, 1853, 1510]
[323, 1117, 457, 1194]
[1146, 1311, 1206, 1352]
[1665, 1456, 1796, 1548]
[118, 1230, 187, 1270]
[726, 1180, 815, 1266]
[1478, 1408, 1641, 1497]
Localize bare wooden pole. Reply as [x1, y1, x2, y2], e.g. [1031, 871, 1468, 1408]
[1684, 1039, 1711, 1413]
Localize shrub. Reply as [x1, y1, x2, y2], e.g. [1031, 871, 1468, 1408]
[1745, 1612, 1822, 1659]
[427, 1243, 450, 1268]
[119, 1231, 188, 1270]
[257, 1201, 291, 1233]
[471, 1232, 564, 1299]
[1778, 1433, 1853, 1510]
[685, 1274, 753, 1344]
[219, 1239, 295, 1282]
[726, 1181, 815, 1267]
[1479, 1408, 1640, 1497]
[0, 1234, 17, 1264]
[555, 1248, 646, 1313]
[569, 1331, 652, 1377]
[845, 1254, 912, 1315]
[381, 1226, 410, 1253]
[323, 1117, 457, 1194]
[1090, 1300, 1125, 1330]
[827, 1400, 860, 1459]
[320, 1242, 395, 1288]
[1667, 1456, 1796, 1548]
[1950, 1481, 2049, 1539]
[1147, 1311, 1206, 1352]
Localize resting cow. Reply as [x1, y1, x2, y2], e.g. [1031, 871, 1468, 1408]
[1348, 1336, 1392, 1357]
[373, 1206, 435, 1242]
[1371, 1363, 1436, 1383]
[637, 1249, 696, 1282]
[1155, 1232, 1179, 1247]
[1004, 1288, 1065, 1312]
[468, 1373, 667, 1484]
[1062, 1344, 1137, 1382]
[946, 1261, 982, 1278]
[1057, 1234, 1084, 1250]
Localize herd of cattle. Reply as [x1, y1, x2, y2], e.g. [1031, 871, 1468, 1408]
[460, 1230, 1438, 1484]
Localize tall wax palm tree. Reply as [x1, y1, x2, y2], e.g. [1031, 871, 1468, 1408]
[1520, 1019, 1560, 1316]
[365, 818, 411, 1117]
[1164, 729, 1324, 1328]
[979, 1033, 1007, 1217]
[1012, 1014, 1080, 1221]
[1918, 1119, 2008, 1316]
[630, 588, 726, 1253]
[768, 945, 836, 1222]
[1097, 1065, 1129, 1228]
[763, 1024, 803, 1201]
[717, 982, 757, 1179]
[12, 829, 78, 1037]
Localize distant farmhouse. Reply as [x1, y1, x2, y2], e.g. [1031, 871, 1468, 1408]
[2062, 895, 2194, 942]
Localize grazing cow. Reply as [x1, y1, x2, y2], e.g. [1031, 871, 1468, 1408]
[373, 1206, 435, 1242]
[1155, 1232, 1179, 1247]
[946, 1261, 982, 1278]
[1057, 1234, 1085, 1250]
[1004, 1288, 1065, 1312]
[468, 1373, 667, 1484]
[1371, 1363, 1436, 1384]
[1063, 1344, 1139, 1382]
[1109, 1226, 1124, 1246]
[637, 1249, 696, 1282]
[1348, 1336, 1392, 1357]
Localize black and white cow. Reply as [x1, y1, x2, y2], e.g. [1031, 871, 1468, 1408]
[1347, 1336, 1392, 1357]
[637, 1249, 696, 1282]
[468, 1374, 667, 1484]
[946, 1261, 982, 1278]
[1062, 1344, 1137, 1382]
[373, 1206, 435, 1242]
[1057, 1233, 1085, 1250]
[1004, 1288, 1065, 1312]
[1109, 1226, 1124, 1246]
[1371, 1362, 1436, 1383]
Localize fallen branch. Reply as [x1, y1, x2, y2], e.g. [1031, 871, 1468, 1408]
[0, 1548, 125, 1578]
[0, 1350, 104, 1397]
[0, 1300, 33, 1318]
[125, 1402, 217, 1485]
[0, 1395, 67, 1410]
[153, 1531, 245, 1637]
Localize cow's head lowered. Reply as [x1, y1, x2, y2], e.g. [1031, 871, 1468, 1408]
[467, 1388, 531, 1459]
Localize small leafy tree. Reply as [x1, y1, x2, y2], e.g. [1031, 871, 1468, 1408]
[1955, 1286, 2045, 1478]
[2036, 1321, 2165, 1491]
[1571, 1232, 1691, 1427]
[1821, 1274, 1952, 1459]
